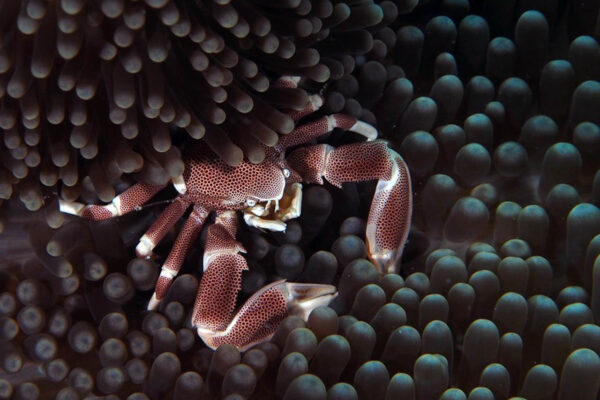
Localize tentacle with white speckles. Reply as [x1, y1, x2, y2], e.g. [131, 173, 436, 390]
[147, 204, 208, 310]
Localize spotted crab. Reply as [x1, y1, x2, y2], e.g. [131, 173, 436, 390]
[59, 76, 412, 351]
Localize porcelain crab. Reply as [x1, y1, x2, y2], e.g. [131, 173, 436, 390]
[59, 76, 412, 351]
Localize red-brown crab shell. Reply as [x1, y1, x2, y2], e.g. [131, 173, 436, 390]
[178, 148, 289, 211]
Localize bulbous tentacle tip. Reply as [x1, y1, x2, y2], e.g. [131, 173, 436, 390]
[172, 175, 187, 194]
[309, 94, 324, 109]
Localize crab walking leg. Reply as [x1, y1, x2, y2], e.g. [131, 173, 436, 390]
[147, 204, 208, 310]
[59, 182, 165, 220]
[287, 141, 412, 274]
[135, 197, 191, 258]
[278, 114, 377, 150]
[196, 280, 337, 351]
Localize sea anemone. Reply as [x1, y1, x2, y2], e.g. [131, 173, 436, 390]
[0, 0, 386, 214]
[1, 0, 600, 399]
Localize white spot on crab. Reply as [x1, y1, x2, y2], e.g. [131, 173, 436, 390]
[136, 234, 155, 258]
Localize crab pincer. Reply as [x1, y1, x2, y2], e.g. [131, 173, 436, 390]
[287, 140, 412, 275]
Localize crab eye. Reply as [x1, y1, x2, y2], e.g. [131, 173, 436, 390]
[283, 168, 290, 178]
[246, 198, 257, 207]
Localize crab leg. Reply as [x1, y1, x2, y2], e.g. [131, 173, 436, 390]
[136, 197, 191, 258]
[197, 280, 337, 351]
[273, 75, 323, 122]
[191, 211, 337, 351]
[147, 204, 208, 310]
[278, 114, 377, 150]
[272, 76, 375, 145]
[59, 182, 165, 220]
[287, 140, 412, 274]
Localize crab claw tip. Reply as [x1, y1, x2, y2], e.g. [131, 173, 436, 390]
[368, 249, 398, 275]
[284, 282, 338, 320]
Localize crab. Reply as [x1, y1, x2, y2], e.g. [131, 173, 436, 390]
[59, 76, 412, 351]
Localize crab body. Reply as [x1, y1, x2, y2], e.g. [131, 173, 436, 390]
[59, 77, 413, 351]
[178, 143, 289, 211]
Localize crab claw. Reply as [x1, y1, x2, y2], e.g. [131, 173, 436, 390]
[284, 281, 339, 319]
[195, 280, 337, 352]
[365, 149, 412, 274]
[190, 210, 337, 351]
[287, 140, 412, 274]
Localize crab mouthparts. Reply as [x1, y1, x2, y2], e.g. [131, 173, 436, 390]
[243, 183, 303, 232]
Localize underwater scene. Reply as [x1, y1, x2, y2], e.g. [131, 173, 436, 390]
[0, 0, 599, 399]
